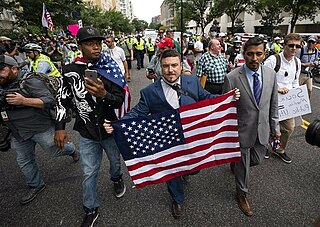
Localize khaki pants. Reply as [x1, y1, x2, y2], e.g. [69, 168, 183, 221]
[279, 118, 295, 152]
[299, 73, 312, 98]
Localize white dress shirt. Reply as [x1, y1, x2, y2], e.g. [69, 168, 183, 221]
[160, 77, 181, 109]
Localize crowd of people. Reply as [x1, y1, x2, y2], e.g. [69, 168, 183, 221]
[0, 25, 319, 227]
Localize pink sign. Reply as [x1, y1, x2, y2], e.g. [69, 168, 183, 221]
[68, 24, 80, 36]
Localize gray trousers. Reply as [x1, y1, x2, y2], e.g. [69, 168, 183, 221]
[234, 139, 267, 194]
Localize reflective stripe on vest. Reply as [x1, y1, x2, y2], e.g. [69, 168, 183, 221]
[146, 43, 155, 52]
[135, 39, 145, 50]
[32, 54, 61, 77]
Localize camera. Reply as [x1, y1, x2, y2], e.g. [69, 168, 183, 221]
[305, 120, 320, 147]
[0, 88, 21, 107]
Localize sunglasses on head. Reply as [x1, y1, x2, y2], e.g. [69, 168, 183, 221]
[287, 44, 301, 49]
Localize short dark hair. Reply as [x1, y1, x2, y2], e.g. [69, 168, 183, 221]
[160, 49, 181, 63]
[243, 37, 265, 52]
[284, 33, 302, 45]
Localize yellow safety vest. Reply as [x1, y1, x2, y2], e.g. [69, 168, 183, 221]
[273, 43, 282, 54]
[134, 39, 145, 50]
[127, 38, 134, 46]
[31, 54, 60, 77]
[146, 42, 155, 52]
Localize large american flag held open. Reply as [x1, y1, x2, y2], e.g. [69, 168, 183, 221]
[112, 90, 241, 188]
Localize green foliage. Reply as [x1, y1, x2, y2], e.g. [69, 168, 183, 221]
[280, 0, 320, 33]
[210, 0, 254, 33]
[254, 0, 284, 35]
[131, 18, 148, 32]
[165, 0, 212, 33]
[149, 22, 162, 30]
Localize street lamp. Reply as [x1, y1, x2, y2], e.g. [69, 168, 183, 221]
[180, 0, 184, 61]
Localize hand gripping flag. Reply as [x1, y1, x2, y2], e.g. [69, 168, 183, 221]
[41, 3, 54, 32]
[112, 90, 241, 188]
[93, 53, 131, 119]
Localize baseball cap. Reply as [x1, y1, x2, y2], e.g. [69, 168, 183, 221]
[156, 37, 174, 49]
[167, 28, 174, 32]
[158, 29, 165, 33]
[307, 35, 317, 42]
[76, 26, 104, 43]
[0, 36, 12, 42]
[274, 37, 281, 41]
[0, 55, 18, 70]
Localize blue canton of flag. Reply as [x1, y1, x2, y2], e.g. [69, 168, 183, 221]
[112, 110, 185, 160]
[93, 53, 126, 89]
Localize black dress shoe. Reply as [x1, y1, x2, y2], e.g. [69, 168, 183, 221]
[172, 201, 182, 219]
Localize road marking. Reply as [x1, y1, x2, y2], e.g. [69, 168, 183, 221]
[300, 119, 310, 130]
[313, 84, 320, 90]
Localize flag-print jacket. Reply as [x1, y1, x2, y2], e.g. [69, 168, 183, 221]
[55, 63, 125, 141]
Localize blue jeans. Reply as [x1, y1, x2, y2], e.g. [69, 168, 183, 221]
[11, 126, 75, 188]
[79, 136, 122, 209]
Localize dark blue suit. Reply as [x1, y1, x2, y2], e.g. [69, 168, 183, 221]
[123, 75, 217, 204]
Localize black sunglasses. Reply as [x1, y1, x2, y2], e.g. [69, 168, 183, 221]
[308, 40, 315, 44]
[287, 44, 301, 49]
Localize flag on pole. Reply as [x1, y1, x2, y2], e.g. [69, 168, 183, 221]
[42, 3, 54, 32]
[112, 90, 241, 188]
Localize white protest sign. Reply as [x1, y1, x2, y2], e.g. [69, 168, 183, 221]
[278, 85, 311, 121]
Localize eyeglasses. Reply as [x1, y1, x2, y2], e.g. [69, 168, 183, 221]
[287, 44, 301, 49]
[308, 40, 315, 44]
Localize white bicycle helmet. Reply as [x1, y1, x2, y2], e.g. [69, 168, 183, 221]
[23, 43, 42, 52]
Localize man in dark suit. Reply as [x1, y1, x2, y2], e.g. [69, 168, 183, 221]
[105, 49, 240, 219]
[223, 37, 280, 216]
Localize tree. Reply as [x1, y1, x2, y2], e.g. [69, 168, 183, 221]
[131, 18, 148, 32]
[148, 22, 163, 30]
[210, 0, 254, 34]
[165, 0, 212, 33]
[254, 0, 284, 36]
[12, 0, 83, 34]
[280, 0, 320, 33]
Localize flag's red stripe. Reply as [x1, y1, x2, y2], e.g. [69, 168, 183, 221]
[179, 90, 235, 114]
[127, 144, 240, 174]
[133, 156, 241, 188]
[127, 129, 239, 172]
[182, 113, 238, 133]
[180, 102, 236, 125]
[185, 126, 239, 144]
[130, 146, 240, 181]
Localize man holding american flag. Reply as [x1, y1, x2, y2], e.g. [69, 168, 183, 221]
[104, 49, 240, 219]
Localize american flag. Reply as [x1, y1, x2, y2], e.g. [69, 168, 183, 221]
[112, 90, 241, 188]
[41, 3, 54, 32]
[93, 53, 131, 119]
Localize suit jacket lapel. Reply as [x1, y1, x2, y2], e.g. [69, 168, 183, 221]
[179, 75, 188, 106]
[260, 66, 269, 104]
[154, 78, 174, 109]
[239, 67, 258, 107]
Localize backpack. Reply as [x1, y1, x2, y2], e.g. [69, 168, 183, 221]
[274, 54, 299, 79]
[19, 72, 61, 98]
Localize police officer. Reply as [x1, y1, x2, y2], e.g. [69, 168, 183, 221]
[24, 43, 60, 77]
[146, 37, 155, 62]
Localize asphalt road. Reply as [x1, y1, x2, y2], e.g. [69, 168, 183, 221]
[0, 59, 320, 227]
